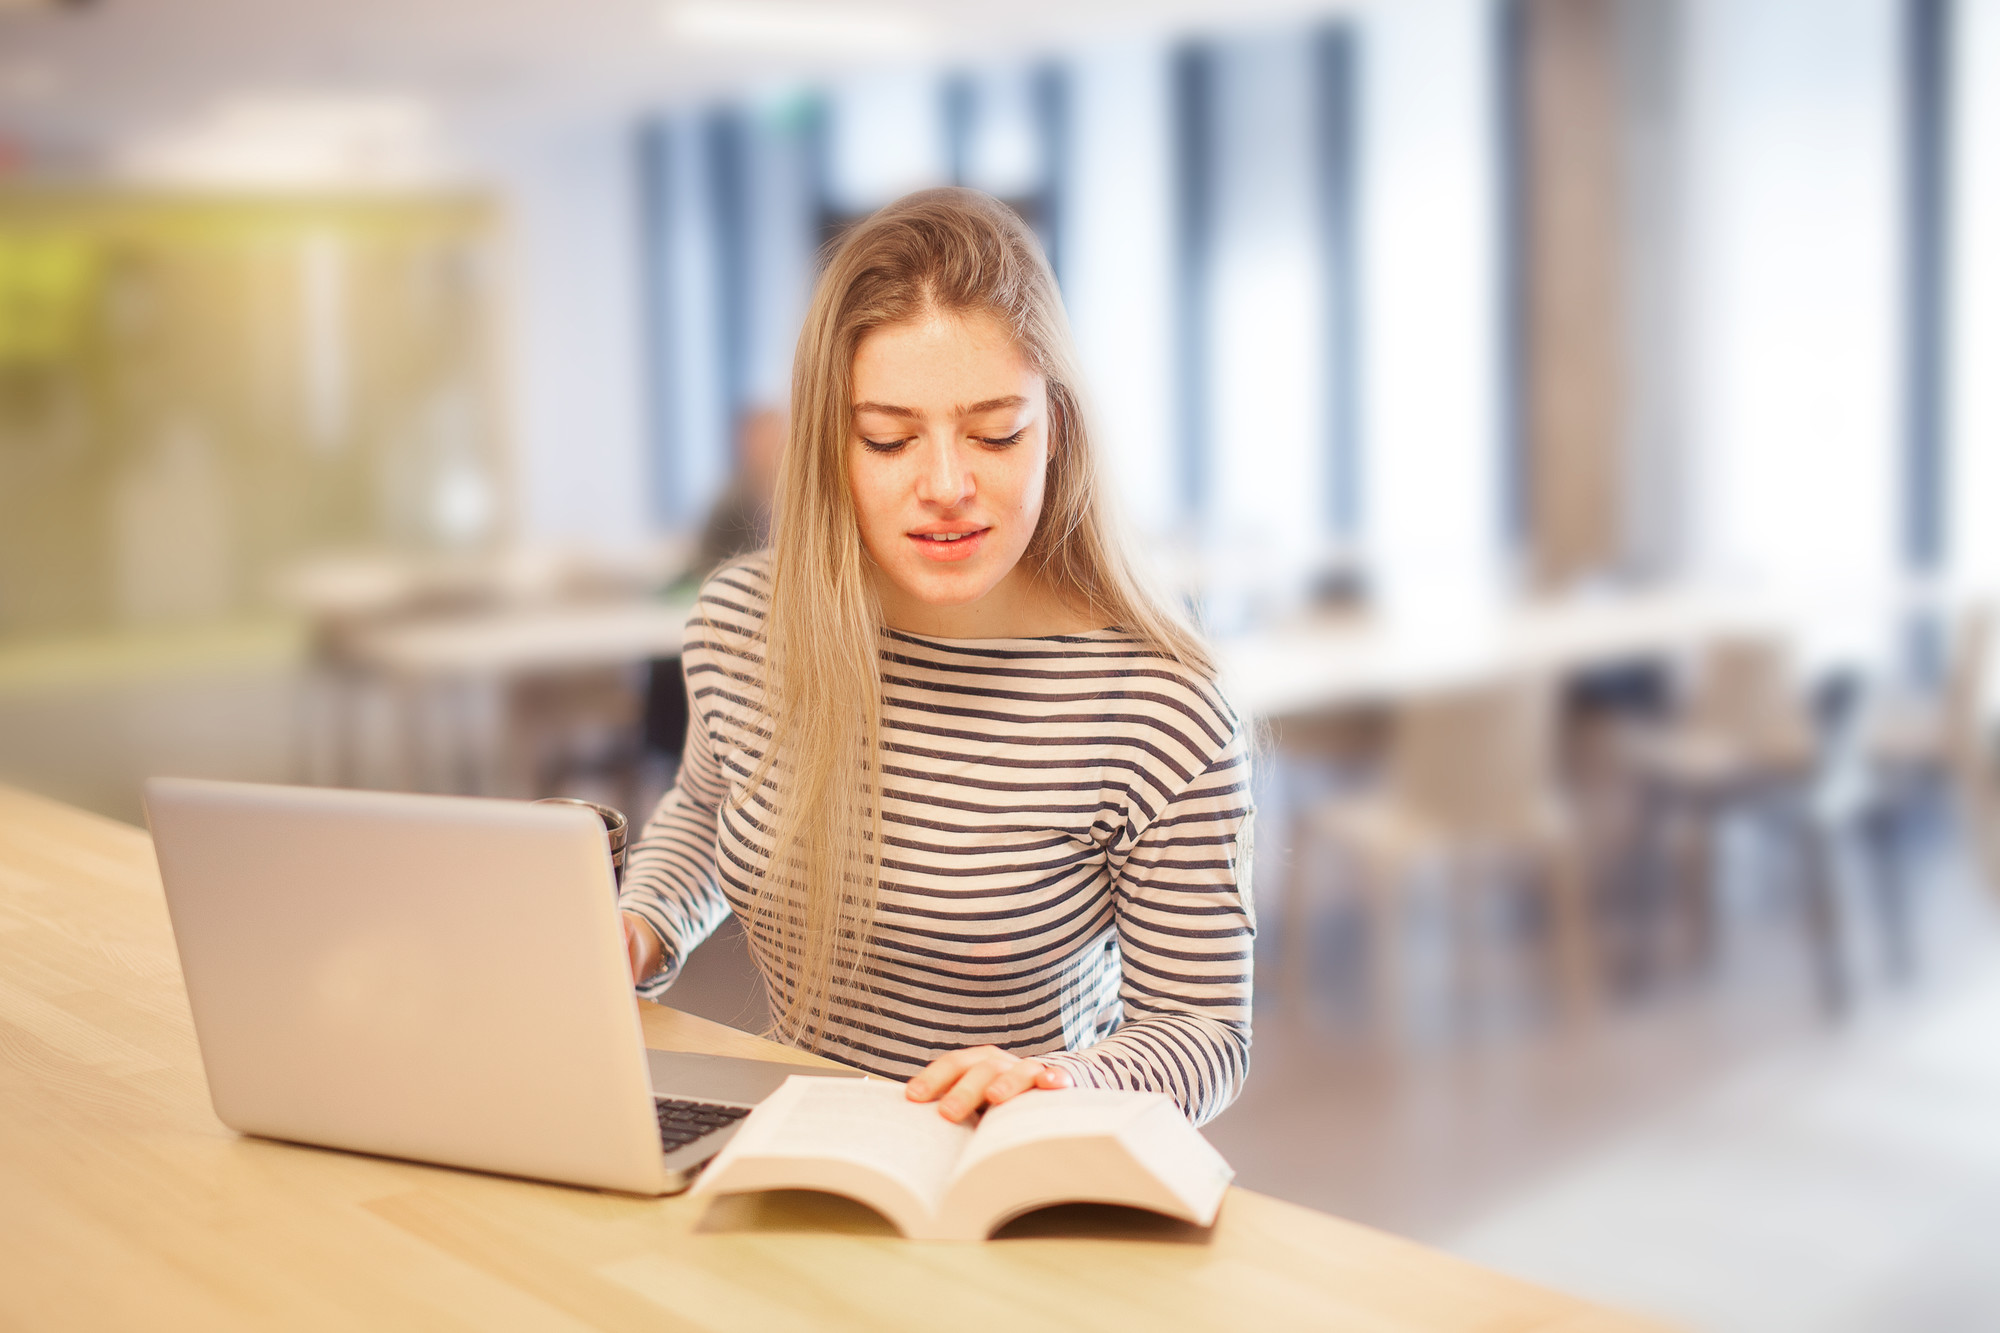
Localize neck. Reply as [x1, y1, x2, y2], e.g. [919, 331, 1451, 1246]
[872, 564, 1098, 639]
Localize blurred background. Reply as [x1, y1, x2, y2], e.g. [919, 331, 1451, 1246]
[3, 0, 1998, 1327]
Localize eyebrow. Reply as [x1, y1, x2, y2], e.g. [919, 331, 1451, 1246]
[852, 395, 1029, 420]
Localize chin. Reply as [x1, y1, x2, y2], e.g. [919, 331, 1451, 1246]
[895, 563, 999, 607]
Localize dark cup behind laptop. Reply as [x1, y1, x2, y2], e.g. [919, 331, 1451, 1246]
[534, 797, 627, 888]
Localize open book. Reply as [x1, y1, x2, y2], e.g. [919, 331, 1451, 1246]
[689, 1075, 1234, 1241]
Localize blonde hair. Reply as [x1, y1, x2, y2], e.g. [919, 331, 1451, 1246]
[753, 187, 1213, 1050]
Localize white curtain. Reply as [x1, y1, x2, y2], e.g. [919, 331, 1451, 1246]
[1356, 0, 1507, 618]
[824, 71, 949, 215]
[1062, 41, 1180, 539]
[1206, 32, 1330, 575]
[1952, 0, 2000, 598]
[1678, 0, 1903, 664]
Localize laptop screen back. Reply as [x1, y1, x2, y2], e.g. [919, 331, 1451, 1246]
[145, 778, 668, 1194]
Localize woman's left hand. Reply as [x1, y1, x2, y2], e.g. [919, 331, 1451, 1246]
[905, 1045, 1074, 1123]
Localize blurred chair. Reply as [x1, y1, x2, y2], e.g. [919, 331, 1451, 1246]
[1865, 606, 1997, 920]
[289, 547, 687, 801]
[1973, 754, 2000, 899]
[500, 666, 647, 807]
[287, 555, 498, 788]
[1868, 607, 1991, 785]
[1282, 674, 1594, 1037]
[1618, 635, 1847, 1010]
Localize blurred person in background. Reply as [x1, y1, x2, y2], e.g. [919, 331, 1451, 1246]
[694, 405, 786, 581]
[618, 188, 1255, 1126]
[644, 405, 788, 764]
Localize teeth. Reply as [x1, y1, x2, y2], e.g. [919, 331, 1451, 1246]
[921, 532, 972, 542]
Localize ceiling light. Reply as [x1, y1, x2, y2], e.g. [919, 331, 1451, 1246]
[115, 94, 444, 190]
[661, 1, 935, 59]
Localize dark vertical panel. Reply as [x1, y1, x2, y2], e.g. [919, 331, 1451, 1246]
[635, 120, 681, 526]
[1495, 0, 1532, 553]
[1903, 0, 1954, 680]
[1617, 0, 1687, 579]
[801, 92, 841, 254]
[1904, 0, 1952, 574]
[704, 108, 751, 441]
[1033, 62, 1071, 285]
[1172, 43, 1216, 526]
[944, 75, 975, 187]
[1312, 24, 1361, 539]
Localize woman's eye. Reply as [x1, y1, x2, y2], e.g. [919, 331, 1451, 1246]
[977, 429, 1026, 448]
[861, 437, 910, 453]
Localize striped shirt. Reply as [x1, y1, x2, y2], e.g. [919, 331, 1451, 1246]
[618, 555, 1254, 1124]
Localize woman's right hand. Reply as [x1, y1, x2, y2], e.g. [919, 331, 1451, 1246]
[621, 912, 664, 986]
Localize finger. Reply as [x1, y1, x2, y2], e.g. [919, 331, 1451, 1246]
[936, 1058, 1010, 1122]
[906, 1049, 982, 1101]
[621, 915, 660, 985]
[982, 1059, 1047, 1107]
[1035, 1065, 1073, 1089]
[906, 1046, 1002, 1102]
[937, 1055, 1015, 1122]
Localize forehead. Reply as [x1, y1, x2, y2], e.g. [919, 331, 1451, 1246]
[851, 310, 1041, 407]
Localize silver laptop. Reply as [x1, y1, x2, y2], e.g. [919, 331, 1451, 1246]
[144, 777, 863, 1195]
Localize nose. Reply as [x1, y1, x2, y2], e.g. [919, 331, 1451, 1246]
[913, 435, 974, 510]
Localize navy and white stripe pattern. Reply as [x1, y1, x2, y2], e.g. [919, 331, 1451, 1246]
[619, 555, 1254, 1124]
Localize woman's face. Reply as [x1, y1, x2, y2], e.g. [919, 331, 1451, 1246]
[848, 309, 1051, 631]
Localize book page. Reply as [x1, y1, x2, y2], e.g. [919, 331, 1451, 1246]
[949, 1088, 1149, 1184]
[1114, 1098, 1235, 1222]
[936, 1089, 1233, 1238]
[730, 1076, 974, 1212]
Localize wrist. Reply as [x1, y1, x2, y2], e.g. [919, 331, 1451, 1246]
[621, 911, 667, 982]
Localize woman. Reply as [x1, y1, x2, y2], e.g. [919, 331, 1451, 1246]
[618, 188, 1253, 1126]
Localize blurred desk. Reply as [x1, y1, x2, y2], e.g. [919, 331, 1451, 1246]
[346, 597, 697, 680]
[0, 783, 1668, 1332]
[1220, 589, 1765, 721]
[330, 597, 695, 793]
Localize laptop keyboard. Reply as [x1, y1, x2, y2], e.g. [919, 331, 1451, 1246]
[654, 1097, 751, 1153]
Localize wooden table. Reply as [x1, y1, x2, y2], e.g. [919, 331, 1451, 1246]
[1217, 588, 1766, 721]
[328, 598, 695, 795]
[0, 784, 1667, 1331]
[344, 600, 698, 680]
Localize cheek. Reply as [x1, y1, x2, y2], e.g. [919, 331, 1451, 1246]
[1001, 448, 1050, 525]
[847, 454, 898, 544]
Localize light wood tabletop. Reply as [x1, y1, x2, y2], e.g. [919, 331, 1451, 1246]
[343, 599, 699, 680]
[1216, 587, 1768, 721]
[0, 782, 1670, 1332]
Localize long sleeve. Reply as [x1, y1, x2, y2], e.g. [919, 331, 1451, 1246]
[610, 555, 1255, 1103]
[616, 617, 735, 998]
[1036, 732, 1255, 1126]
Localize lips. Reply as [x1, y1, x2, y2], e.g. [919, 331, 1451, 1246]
[907, 527, 990, 563]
